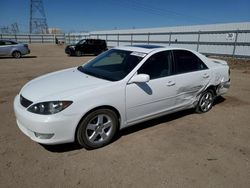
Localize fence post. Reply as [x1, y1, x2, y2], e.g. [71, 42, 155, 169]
[0, 34, 2, 39]
[233, 30, 239, 58]
[131, 34, 133, 45]
[117, 33, 119, 46]
[169, 32, 172, 46]
[53, 34, 56, 44]
[29, 34, 31, 44]
[41, 35, 44, 43]
[147, 33, 150, 44]
[197, 31, 201, 51]
[15, 34, 17, 42]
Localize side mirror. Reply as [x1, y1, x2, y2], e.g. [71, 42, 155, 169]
[128, 74, 150, 84]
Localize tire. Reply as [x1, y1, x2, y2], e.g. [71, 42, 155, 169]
[76, 109, 119, 149]
[196, 89, 214, 113]
[75, 50, 81, 57]
[12, 51, 21, 58]
[68, 51, 72, 56]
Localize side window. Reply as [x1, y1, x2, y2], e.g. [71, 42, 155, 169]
[173, 50, 207, 74]
[138, 51, 172, 80]
[5, 41, 12, 45]
[0, 41, 5, 45]
[87, 40, 94, 45]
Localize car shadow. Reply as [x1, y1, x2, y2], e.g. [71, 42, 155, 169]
[41, 142, 83, 153]
[214, 95, 225, 105]
[118, 96, 225, 137]
[0, 56, 37, 59]
[117, 109, 194, 138]
[42, 96, 226, 153]
[67, 54, 96, 57]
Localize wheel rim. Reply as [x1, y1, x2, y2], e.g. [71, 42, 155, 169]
[14, 52, 21, 58]
[85, 114, 113, 144]
[199, 92, 213, 112]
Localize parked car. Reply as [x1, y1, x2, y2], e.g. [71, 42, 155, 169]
[14, 45, 230, 149]
[0, 40, 30, 58]
[65, 39, 107, 56]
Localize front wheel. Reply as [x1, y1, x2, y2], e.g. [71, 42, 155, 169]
[196, 90, 214, 113]
[76, 109, 119, 149]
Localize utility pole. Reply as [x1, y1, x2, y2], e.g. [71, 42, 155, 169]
[29, 0, 48, 34]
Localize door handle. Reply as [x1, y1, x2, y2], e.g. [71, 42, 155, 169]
[203, 74, 210, 78]
[167, 81, 175, 86]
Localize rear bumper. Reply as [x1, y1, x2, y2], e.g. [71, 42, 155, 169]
[20, 47, 30, 55]
[216, 79, 230, 96]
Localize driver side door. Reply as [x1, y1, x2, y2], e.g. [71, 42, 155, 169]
[125, 50, 177, 124]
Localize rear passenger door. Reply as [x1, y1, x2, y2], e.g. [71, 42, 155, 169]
[172, 50, 210, 107]
[85, 40, 94, 54]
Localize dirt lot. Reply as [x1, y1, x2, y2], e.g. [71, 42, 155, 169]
[0, 44, 250, 188]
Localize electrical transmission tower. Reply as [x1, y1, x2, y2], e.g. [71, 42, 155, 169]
[11, 23, 19, 33]
[29, 0, 48, 34]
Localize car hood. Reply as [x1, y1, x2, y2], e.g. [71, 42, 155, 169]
[20, 67, 110, 102]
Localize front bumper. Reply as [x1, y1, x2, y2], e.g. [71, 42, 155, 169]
[65, 47, 75, 55]
[13, 95, 80, 145]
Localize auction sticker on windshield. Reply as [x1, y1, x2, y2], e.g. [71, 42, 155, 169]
[130, 51, 147, 58]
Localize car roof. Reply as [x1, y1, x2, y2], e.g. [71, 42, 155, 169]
[86, 38, 105, 41]
[0, 39, 17, 43]
[115, 45, 184, 54]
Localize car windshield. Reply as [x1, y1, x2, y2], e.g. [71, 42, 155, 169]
[77, 39, 85, 45]
[78, 49, 145, 81]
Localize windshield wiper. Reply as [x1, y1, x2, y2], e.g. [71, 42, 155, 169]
[77, 66, 84, 72]
[77, 66, 114, 81]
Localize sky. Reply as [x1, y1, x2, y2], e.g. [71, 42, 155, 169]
[0, 0, 250, 33]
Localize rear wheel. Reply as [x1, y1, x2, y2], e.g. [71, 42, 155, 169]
[12, 51, 21, 58]
[76, 109, 118, 149]
[196, 89, 214, 113]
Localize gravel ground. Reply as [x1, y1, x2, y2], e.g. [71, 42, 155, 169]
[0, 44, 250, 188]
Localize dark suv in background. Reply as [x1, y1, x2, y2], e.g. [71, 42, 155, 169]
[65, 39, 107, 56]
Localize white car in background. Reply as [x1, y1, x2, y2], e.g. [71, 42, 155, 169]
[14, 45, 230, 149]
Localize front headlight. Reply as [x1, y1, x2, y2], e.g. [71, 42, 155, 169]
[27, 101, 73, 115]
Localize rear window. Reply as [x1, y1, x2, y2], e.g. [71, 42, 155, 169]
[173, 50, 207, 74]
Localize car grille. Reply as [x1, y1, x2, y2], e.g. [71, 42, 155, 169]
[20, 95, 33, 108]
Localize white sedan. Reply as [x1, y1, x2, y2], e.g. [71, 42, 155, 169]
[14, 45, 230, 149]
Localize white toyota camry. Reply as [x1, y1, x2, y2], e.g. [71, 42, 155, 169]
[14, 45, 230, 149]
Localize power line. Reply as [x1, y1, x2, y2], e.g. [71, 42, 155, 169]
[111, 0, 211, 24]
